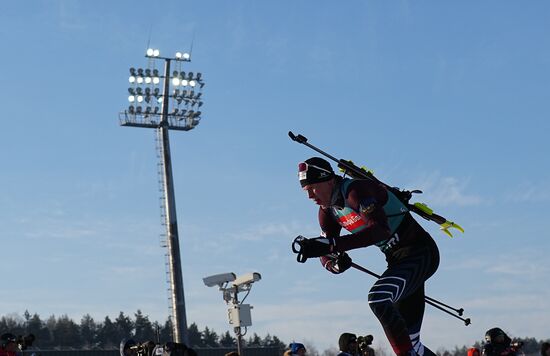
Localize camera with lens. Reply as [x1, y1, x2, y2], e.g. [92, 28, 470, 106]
[510, 342, 523, 349]
[120, 339, 196, 356]
[131, 341, 156, 356]
[357, 335, 374, 356]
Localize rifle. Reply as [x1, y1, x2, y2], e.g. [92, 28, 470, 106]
[289, 131, 464, 237]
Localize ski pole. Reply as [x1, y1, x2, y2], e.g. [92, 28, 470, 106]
[424, 296, 464, 316]
[292, 237, 471, 325]
[349, 261, 471, 326]
[423, 297, 471, 326]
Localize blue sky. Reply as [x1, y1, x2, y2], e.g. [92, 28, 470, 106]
[1, 0, 549, 352]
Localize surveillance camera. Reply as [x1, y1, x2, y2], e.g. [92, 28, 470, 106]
[203, 272, 236, 287]
[232, 272, 261, 287]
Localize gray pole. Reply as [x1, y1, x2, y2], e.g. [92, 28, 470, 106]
[232, 288, 243, 356]
[159, 58, 189, 344]
[235, 326, 243, 356]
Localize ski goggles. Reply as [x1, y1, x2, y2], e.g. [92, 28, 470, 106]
[298, 162, 333, 175]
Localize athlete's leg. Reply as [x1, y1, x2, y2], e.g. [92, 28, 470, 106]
[368, 247, 438, 356]
[396, 285, 436, 356]
[368, 274, 412, 355]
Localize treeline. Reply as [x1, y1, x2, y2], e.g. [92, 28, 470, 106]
[3, 311, 547, 355]
[0, 310, 285, 350]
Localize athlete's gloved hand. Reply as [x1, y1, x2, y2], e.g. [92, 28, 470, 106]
[300, 236, 335, 258]
[320, 253, 352, 274]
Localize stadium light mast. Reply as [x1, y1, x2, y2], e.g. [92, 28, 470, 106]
[119, 48, 205, 345]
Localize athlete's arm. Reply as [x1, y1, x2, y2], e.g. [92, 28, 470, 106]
[319, 206, 342, 238]
[317, 205, 343, 272]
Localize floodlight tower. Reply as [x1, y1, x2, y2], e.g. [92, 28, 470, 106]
[119, 48, 205, 344]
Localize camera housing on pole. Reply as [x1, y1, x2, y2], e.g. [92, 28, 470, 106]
[203, 272, 262, 356]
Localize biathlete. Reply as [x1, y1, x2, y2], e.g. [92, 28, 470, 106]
[293, 157, 440, 356]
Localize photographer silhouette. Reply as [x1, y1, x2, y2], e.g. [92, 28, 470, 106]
[482, 328, 523, 356]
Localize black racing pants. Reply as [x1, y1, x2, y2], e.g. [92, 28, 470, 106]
[367, 231, 440, 356]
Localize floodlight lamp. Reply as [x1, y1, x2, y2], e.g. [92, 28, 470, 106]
[173, 108, 179, 114]
[157, 97, 163, 103]
[154, 106, 160, 114]
[136, 77, 144, 84]
[182, 90, 188, 97]
[145, 88, 151, 95]
[181, 79, 188, 86]
[196, 73, 202, 80]
[128, 106, 135, 114]
[136, 106, 142, 113]
[153, 88, 160, 96]
[199, 82, 205, 89]
[183, 52, 190, 60]
[145, 69, 151, 76]
[187, 72, 194, 80]
[129, 76, 136, 83]
[172, 78, 181, 86]
[175, 52, 182, 59]
[136, 87, 143, 95]
[147, 48, 154, 56]
[130, 67, 137, 75]
[198, 101, 203, 107]
[194, 111, 202, 118]
[153, 77, 160, 85]
[128, 88, 135, 95]
[173, 89, 180, 97]
[187, 110, 194, 117]
[172, 70, 179, 77]
[189, 90, 195, 98]
[153, 69, 159, 76]
[128, 95, 135, 102]
[137, 68, 144, 76]
[137, 95, 144, 103]
[179, 72, 186, 80]
[176, 97, 183, 104]
[153, 49, 160, 57]
[145, 96, 151, 103]
[145, 106, 152, 114]
[189, 80, 196, 87]
[196, 93, 202, 99]
[145, 77, 152, 84]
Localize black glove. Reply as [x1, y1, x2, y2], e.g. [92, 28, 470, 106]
[304, 237, 334, 256]
[292, 235, 335, 262]
[321, 253, 352, 274]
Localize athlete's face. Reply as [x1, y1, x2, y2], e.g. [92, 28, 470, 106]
[303, 179, 335, 207]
